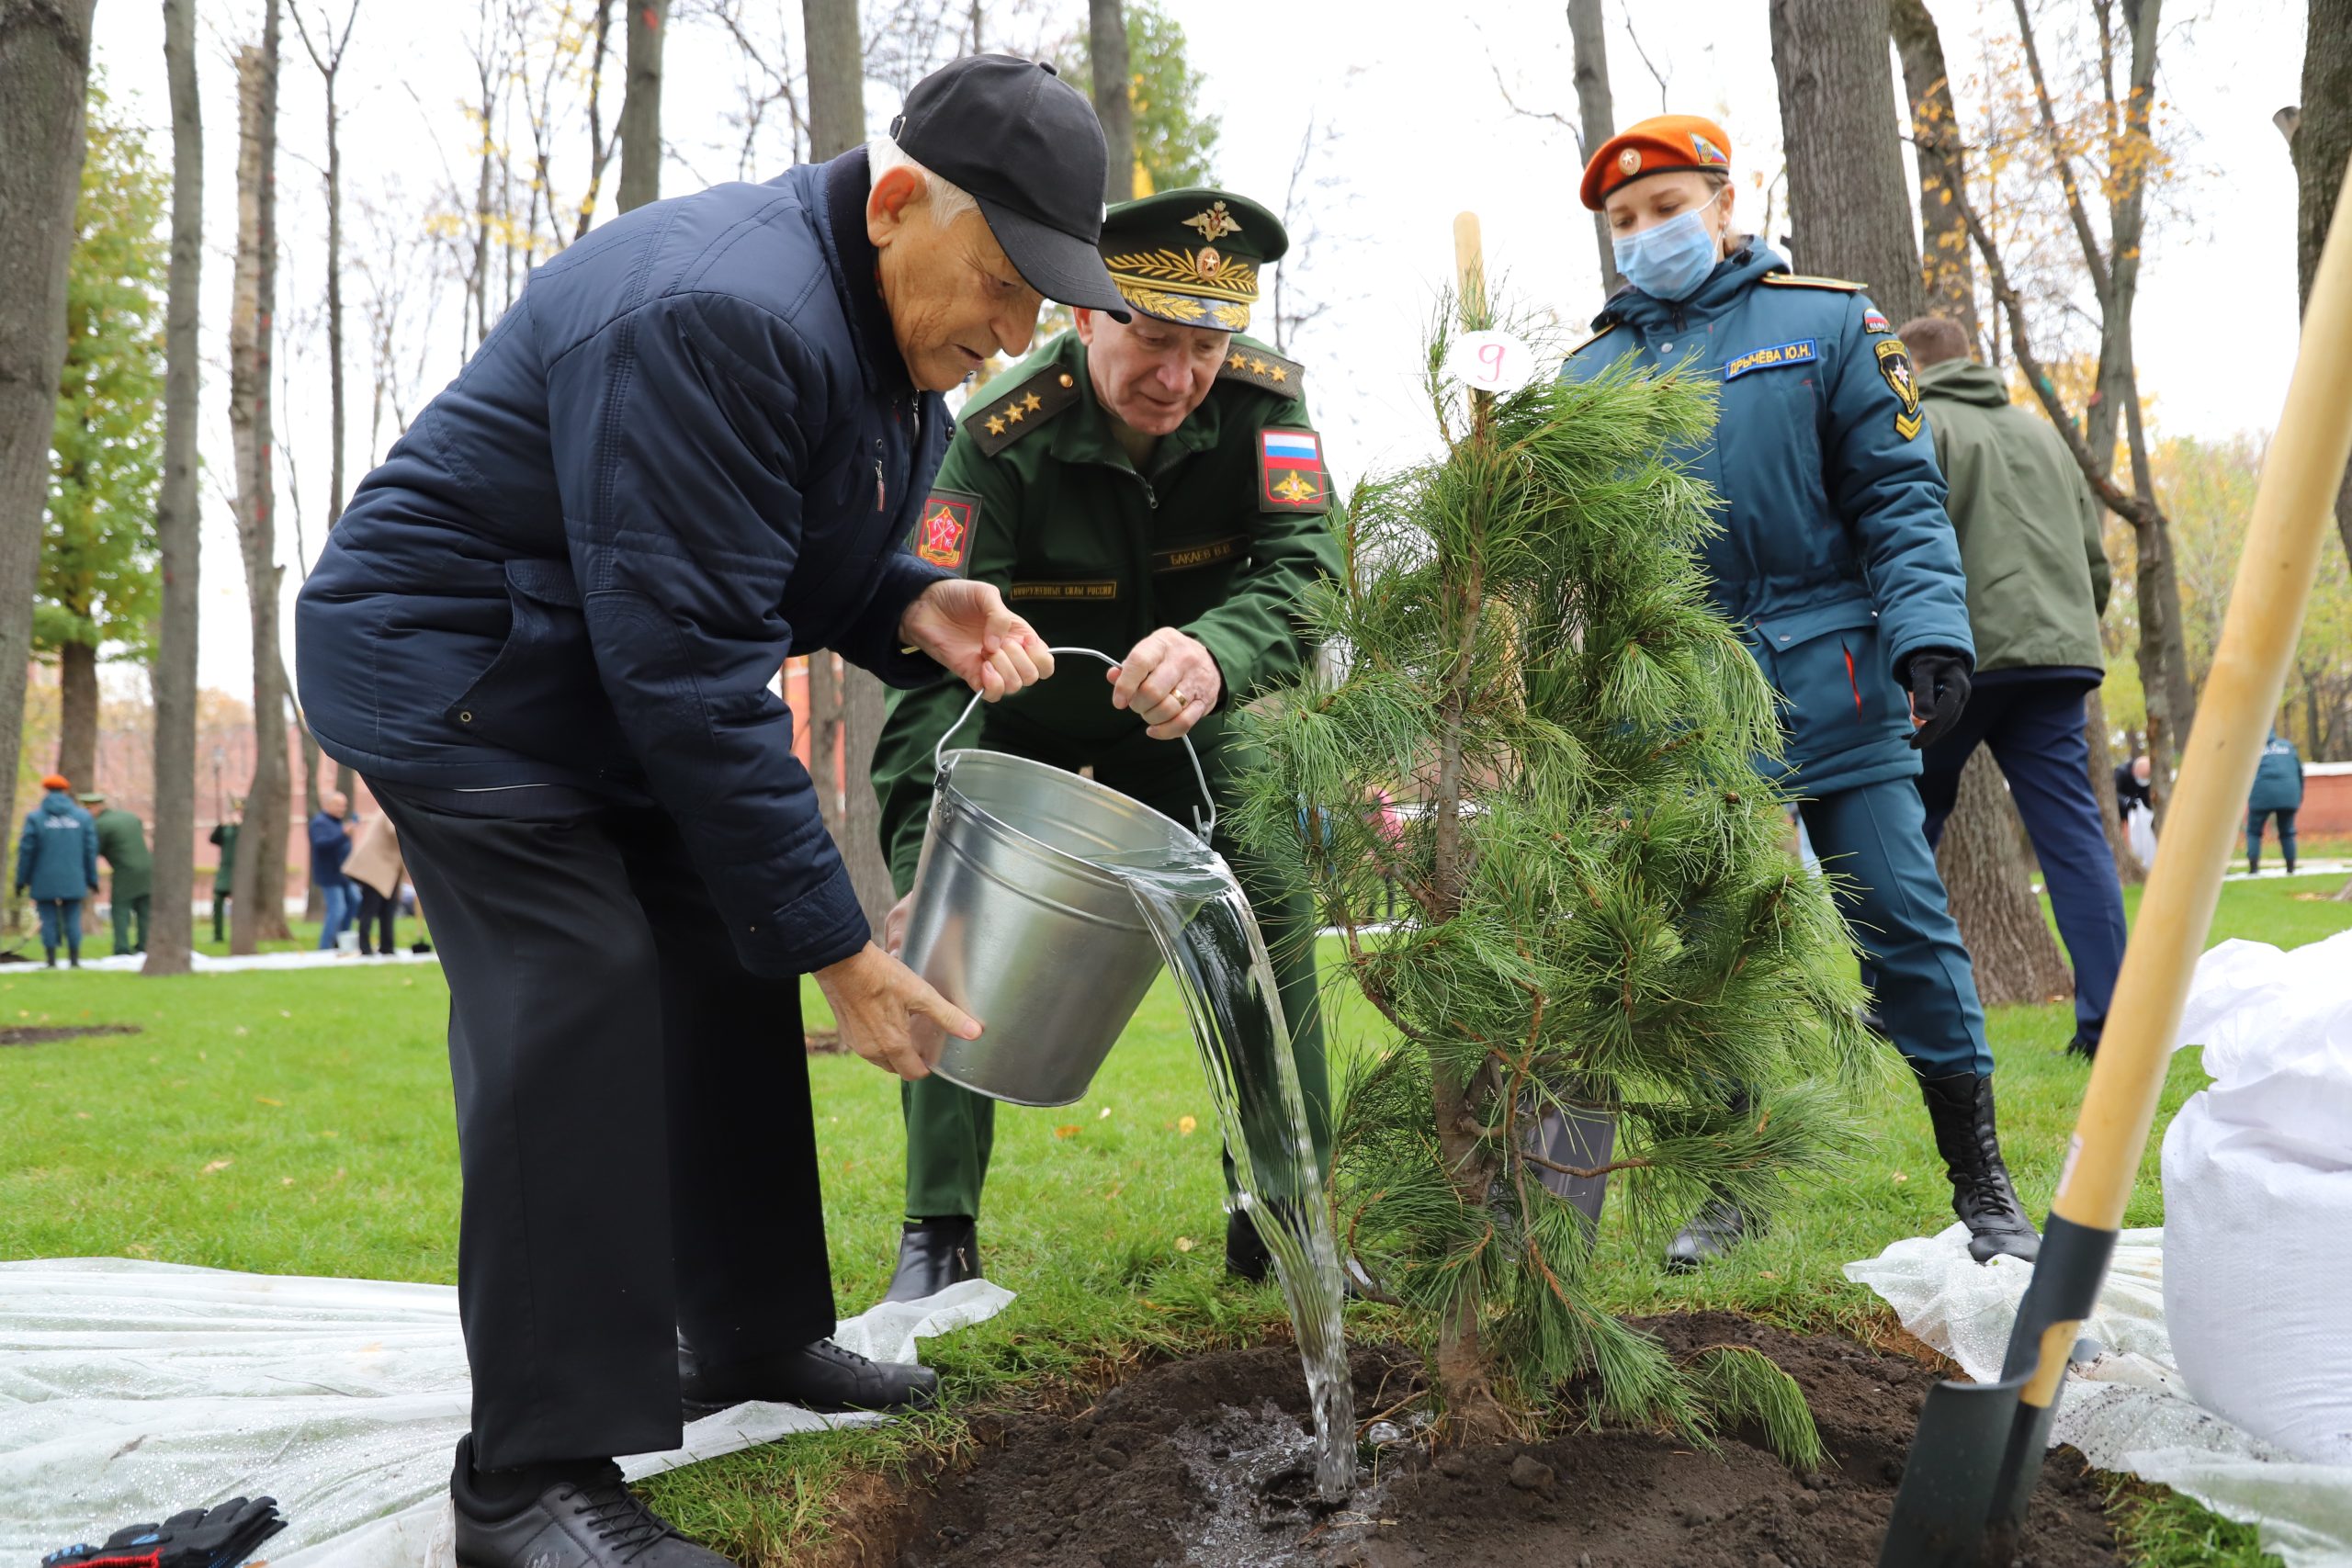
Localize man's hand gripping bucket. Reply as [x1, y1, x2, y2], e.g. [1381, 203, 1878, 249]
[899, 648, 1219, 1107]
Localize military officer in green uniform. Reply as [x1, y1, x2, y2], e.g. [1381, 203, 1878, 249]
[871, 187, 1340, 1302]
[82, 792, 153, 955]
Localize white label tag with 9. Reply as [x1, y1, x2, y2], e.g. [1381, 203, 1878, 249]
[1445, 330, 1538, 397]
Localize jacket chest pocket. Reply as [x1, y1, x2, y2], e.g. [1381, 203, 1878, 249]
[444, 558, 635, 771]
[1749, 598, 1895, 765]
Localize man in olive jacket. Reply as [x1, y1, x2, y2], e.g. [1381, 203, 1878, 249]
[1904, 315, 2127, 1059]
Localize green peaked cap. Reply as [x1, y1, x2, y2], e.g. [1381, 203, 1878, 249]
[1099, 186, 1288, 333]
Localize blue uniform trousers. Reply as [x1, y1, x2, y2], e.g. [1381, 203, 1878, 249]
[1800, 779, 1993, 1078]
[1916, 677, 2128, 1051]
[36, 898, 83, 959]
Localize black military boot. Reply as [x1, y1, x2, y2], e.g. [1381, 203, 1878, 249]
[1918, 1072, 2042, 1263]
[677, 1337, 940, 1421]
[1226, 1209, 1273, 1283]
[884, 1216, 981, 1303]
[1663, 1196, 1750, 1273]
[450, 1436, 736, 1568]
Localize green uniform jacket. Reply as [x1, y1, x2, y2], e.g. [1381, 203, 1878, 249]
[93, 808, 153, 901]
[871, 330, 1341, 892]
[209, 822, 238, 896]
[1917, 358, 2110, 674]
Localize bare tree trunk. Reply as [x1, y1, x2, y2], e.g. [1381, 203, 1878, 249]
[1935, 750, 2074, 1006]
[149, 0, 205, 977]
[2084, 687, 2143, 886]
[1767, 0, 1924, 322]
[1566, 0, 1619, 295]
[2291, 0, 2352, 564]
[1888, 0, 1978, 338]
[56, 638, 97, 787]
[575, 0, 616, 241]
[1088, 0, 1132, 204]
[617, 0, 669, 214]
[0, 0, 99, 902]
[808, 652, 841, 829]
[230, 14, 291, 952]
[802, 0, 861, 162]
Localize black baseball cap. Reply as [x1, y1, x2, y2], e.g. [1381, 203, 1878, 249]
[890, 55, 1131, 321]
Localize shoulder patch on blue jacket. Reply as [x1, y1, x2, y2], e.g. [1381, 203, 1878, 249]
[1761, 273, 1864, 292]
[967, 367, 1080, 457]
[1724, 338, 1819, 380]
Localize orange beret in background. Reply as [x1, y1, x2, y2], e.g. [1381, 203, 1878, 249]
[1580, 114, 1734, 211]
[40, 773, 71, 790]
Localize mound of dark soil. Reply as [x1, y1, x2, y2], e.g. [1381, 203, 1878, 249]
[891, 1313, 2119, 1568]
[1, 1022, 143, 1048]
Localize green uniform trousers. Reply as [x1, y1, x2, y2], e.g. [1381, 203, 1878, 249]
[111, 893, 150, 954]
[899, 716, 1329, 1222]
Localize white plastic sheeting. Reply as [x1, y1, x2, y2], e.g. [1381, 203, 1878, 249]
[0, 1258, 1012, 1567]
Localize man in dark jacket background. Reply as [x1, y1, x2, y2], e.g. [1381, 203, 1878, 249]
[296, 55, 1124, 1568]
[1904, 315, 2129, 1061]
[308, 789, 356, 950]
[2248, 728, 2305, 874]
[15, 774, 98, 968]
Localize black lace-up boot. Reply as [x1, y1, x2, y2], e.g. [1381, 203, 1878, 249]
[451, 1436, 735, 1568]
[1918, 1072, 2042, 1263]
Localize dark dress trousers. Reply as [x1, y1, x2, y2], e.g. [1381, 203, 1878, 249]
[295, 147, 951, 1468]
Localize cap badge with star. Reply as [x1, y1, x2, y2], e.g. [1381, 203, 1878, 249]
[1100, 187, 1288, 333]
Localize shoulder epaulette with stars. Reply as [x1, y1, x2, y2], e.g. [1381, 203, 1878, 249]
[1761, 272, 1865, 292]
[1216, 342, 1305, 396]
[965, 364, 1081, 457]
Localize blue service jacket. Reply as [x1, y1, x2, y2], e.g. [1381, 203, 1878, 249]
[296, 150, 952, 977]
[2250, 734, 2305, 814]
[16, 792, 98, 901]
[1560, 243, 1973, 795]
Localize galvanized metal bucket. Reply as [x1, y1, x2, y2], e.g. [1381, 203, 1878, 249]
[899, 648, 1216, 1107]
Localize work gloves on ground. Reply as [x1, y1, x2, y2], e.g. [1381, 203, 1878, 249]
[1904, 650, 1973, 750]
[41, 1497, 286, 1568]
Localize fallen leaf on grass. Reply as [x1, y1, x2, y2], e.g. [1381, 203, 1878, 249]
[1177, 1115, 1197, 1136]
[1054, 1124, 1080, 1139]
[1891, 1171, 1908, 1183]
[278, 1010, 291, 1019]
[281, 1177, 295, 1187]
[74, 1111, 91, 1121]
[201, 1160, 232, 1175]
[233, 1027, 248, 1036]
[255, 1097, 283, 1107]
[1097, 1105, 1113, 1120]
[1175, 1236, 1195, 1252]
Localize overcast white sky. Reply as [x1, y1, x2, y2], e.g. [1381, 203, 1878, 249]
[86, 0, 2306, 698]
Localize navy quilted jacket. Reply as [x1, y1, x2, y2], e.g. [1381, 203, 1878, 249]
[296, 150, 951, 976]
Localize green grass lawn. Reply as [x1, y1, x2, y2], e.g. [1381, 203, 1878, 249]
[6, 875, 2348, 1563]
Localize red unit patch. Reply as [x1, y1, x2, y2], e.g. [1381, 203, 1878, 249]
[914, 493, 977, 570]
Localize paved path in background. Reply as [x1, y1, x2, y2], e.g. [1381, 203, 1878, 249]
[0, 948, 439, 976]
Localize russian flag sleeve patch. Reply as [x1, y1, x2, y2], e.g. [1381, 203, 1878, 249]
[1259, 428, 1329, 513]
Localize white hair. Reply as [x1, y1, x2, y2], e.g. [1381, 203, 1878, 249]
[867, 135, 978, 228]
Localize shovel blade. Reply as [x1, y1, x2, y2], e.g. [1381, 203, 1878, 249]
[1877, 1372, 2030, 1568]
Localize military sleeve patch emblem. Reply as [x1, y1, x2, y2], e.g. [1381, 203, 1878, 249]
[1260, 429, 1329, 512]
[1875, 339, 1926, 441]
[1862, 308, 1893, 334]
[914, 490, 980, 572]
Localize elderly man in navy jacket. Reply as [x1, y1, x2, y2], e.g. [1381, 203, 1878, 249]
[298, 57, 1124, 1568]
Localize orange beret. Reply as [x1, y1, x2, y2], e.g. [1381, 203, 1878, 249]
[1580, 114, 1733, 211]
[40, 773, 70, 791]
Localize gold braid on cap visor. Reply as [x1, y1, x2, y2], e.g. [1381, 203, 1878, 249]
[1104, 246, 1257, 331]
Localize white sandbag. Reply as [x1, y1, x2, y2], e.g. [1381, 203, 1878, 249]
[0, 1258, 1013, 1567]
[2165, 931, 2352, 1466]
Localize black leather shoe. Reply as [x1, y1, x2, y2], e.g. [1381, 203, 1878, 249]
[1226, 1208, 1273, 1283]
[1918, 1072, 2041, 1263]
[884, 1216, 981, 1303]
[2064, 1032, 2098, 1062]
[451, 1437, 734, 1568]
[1664, 1196, 1750, 1272]
[677, 1337, 940, 1421]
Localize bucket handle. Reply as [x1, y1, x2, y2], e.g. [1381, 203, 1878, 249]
[933, 645, 1218, 840]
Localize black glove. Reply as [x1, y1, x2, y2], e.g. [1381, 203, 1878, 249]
[42, 1498, 286, 1568]
[1903, 650, 1973, 751]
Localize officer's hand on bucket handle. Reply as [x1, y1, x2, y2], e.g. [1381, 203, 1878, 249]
[900, 579, 1056, 700]
[1109, 627, 1222, 739]
[813, 942, 979, 1080]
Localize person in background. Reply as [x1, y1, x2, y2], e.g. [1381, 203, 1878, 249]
[310, 790, 357, 950]
[209, 800, 242, 942]
[16, 774, 98, 968]
[1368, 784, 1403, 922]
[2248, 728, 2304, 874]
[2115, 753, 2153, 822]
[81, 791, 153, 956]
[1561, 117, 2038, 1268]
[1902, 313, 2129, 1063]
[345, 807, 405, 955]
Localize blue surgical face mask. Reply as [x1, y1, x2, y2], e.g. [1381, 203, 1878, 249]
[1612, 191, 1725, 302]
